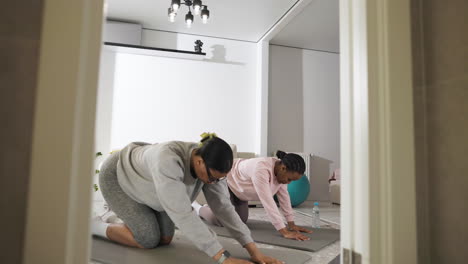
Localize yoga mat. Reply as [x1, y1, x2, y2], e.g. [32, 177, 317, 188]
[91, 233, 312, 264]
[329, 254, 340, 264]
[208, 220, 340, 252]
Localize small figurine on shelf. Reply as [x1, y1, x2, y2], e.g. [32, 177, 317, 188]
[194, 39, 203, 53]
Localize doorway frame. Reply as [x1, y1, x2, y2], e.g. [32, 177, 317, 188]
[339, 0, 417, 263]
[22, 0, 417, 263]
[23, 1, 104, 263]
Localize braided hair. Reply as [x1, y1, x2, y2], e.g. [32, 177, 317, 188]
[276, 150, 306, 174]
[195, 132, 233, 173]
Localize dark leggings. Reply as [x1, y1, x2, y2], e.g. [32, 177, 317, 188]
[228, 187, 249, 223]
[199, 187, 249, 226]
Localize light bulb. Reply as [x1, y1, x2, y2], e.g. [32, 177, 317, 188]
[169, 14, 176, 22]
[168, 7, 176, 22]
[171, 0, 181, 12]
[200, 7, 209, 24]
[193, 0, 202, 15]
[185, 11, 194, 28]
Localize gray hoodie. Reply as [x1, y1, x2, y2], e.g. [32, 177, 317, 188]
[116, 141, 253, 256]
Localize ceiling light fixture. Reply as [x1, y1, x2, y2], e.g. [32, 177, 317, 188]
[168, 7, 176, 22]
[168, 0, 210, 27]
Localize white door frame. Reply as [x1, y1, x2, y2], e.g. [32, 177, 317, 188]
[22, 0, 417, 263]
[260, 0, 418, 263]
[23, 1, 103, 263]
[257, 0, 314, 157]
[340, 0, 417, 263]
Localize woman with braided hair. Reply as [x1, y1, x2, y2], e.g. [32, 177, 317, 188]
[193, 151, 313, 241]
[91, 133, 283, 264]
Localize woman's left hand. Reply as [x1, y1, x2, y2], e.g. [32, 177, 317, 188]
[251, 253, 285, 264]
[289, 224, 313, 234]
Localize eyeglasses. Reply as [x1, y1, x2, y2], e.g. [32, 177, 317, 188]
[206, 166, 226, 183]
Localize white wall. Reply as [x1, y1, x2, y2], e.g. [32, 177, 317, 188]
[302, 48, 340, 172]
[95, 50, 116, 155]
[104, 30, 258, 152]
[268, 44, 340, 173]
[268, 46, 304, 154]
[93, 49, 117, 211]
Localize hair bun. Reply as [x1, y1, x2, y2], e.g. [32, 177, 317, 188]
[199, 132, 218, 146]
[195, 134, 233, 174]
[276, 150, 286, 159]
[276, 151, 306, 174]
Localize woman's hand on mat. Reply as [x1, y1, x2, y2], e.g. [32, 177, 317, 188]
[224, 257, 254, 264]
[287, 223, 313, 234]
[250, 253, 285, 264]
[243, 242, 284, 264]
[279, 228, 310, 241]
[214, 249, 253, 264]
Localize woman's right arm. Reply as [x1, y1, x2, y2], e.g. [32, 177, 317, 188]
[148, 151, 224, 257]
[203, 182, 284, 263]
[212, 249, 253, 264]
[252, 169, 309, 241]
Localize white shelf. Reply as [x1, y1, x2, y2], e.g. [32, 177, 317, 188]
[103, 42, 206, 60]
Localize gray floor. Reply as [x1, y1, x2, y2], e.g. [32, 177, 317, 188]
[294, 201, 341, 226]
[90, 201, 341, 264]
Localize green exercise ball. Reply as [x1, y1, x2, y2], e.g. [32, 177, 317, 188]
[274, 174, 310, 207]
[287, 175, 310, 207]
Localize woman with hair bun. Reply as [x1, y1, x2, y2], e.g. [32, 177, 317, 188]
[193, 150, 313, 241]
[92, 133, 283, 264]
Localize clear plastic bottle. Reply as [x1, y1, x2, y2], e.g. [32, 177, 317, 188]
[312, 202, 320, 228]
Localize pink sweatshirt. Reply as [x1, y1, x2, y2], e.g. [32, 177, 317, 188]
[227, 157, 295, 230]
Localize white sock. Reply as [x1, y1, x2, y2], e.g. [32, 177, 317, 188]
[192, 201, 204, 215]
[91, 217, 110, 239]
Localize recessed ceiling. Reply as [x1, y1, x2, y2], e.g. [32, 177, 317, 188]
[107, 0, 299, 42]
[270, 0, 339, 52]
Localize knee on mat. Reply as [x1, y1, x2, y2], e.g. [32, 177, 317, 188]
[141, 240, 159, 249]
[159, 236, 173, 246]
[137, 235, 173, 248]
[136, 236, 160, 249]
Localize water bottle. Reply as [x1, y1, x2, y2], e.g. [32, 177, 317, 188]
[312, 202, 320, 228]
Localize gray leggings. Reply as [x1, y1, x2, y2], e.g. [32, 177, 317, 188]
[99, 152, 175, 248]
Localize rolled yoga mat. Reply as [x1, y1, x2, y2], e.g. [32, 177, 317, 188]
[91, 232, 312, 264]
[208, 220, 340, 252]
